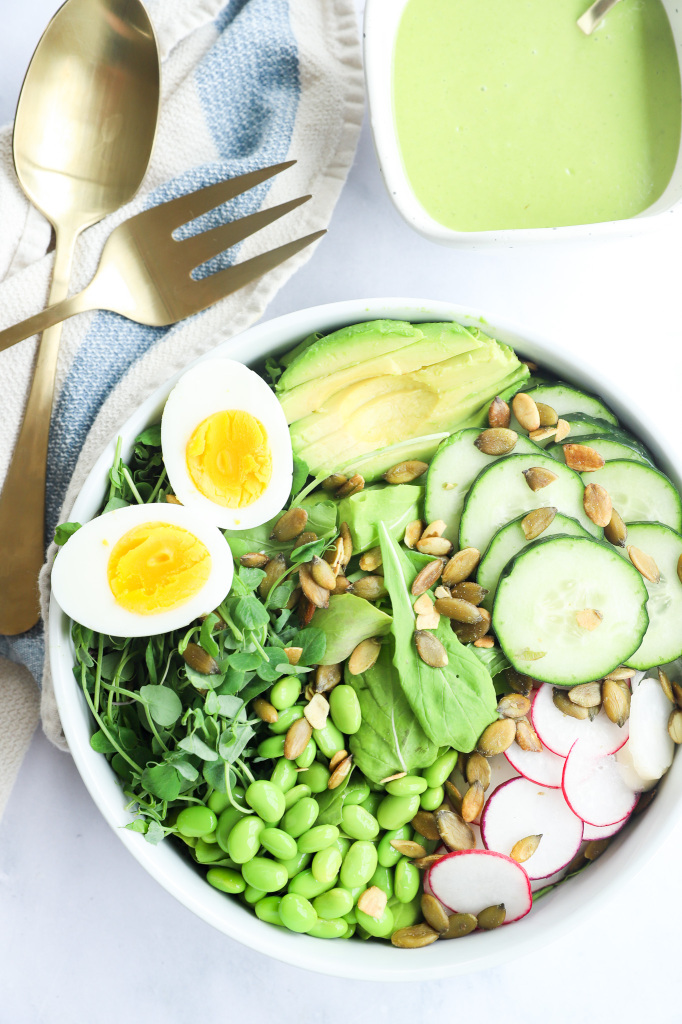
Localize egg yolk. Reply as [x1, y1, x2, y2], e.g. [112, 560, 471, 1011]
[186, 410, 272, 508]
[107, 522, 211, 615]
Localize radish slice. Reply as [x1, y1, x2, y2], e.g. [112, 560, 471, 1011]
[428, 850, 532, 923]
[615, 742, 657, 793]
[583, 817, 629, 841]
[532, 683, 628, 756]
[480, 777, 583, 879]
[562, 742, 639, 826]
[470, 754, 520, 825]
[627, 676, 675, 781]
[504, 742, 565, 788]
[531, 867, 567, 892]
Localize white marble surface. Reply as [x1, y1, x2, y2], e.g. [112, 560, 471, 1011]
[3, 2, 682, 1020]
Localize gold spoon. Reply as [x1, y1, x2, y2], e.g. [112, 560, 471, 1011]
[577, 0, 623, 35]
[0, 0, 160, 636]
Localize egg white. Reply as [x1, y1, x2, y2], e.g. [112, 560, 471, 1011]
[161, 358, 293, 530]
[51, 502, 234, 637]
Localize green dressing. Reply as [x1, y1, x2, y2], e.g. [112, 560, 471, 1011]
[393, 0, 681, 230]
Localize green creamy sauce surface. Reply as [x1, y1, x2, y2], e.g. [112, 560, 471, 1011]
[393, 0, 682, 231]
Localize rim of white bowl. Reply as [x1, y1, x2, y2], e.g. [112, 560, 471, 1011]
[50, 297, 682, 980]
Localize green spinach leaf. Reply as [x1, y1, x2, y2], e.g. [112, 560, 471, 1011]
[337, 484, 423, 553]
[311, 594, 392, 664]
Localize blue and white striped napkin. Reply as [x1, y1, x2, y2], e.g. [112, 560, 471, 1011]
[0, 0, 363, 813]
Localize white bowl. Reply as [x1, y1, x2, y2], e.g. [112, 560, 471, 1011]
[364, 0, 682, 247]
[50, 297, 682, 979]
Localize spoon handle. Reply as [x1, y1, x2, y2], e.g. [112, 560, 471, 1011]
[0, 232, 82, 634]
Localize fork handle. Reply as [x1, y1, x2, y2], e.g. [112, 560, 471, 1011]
[0, 285, 94, 356]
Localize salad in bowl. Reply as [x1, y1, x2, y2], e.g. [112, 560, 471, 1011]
[49, 299, 682, 976]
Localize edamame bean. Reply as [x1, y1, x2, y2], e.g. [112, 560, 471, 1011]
[360, 792, 383, 816]
[277, 851, 311, 879]
[279, 892, 317, 933]
[311, 846, 342, 885]
[344, 908, 357, 926]
[394, 857, 420, 903]
[260, 827, 297, 861]
[313, 720, 346, 759]
[297, 824, 340, 853]
[296, 762, 330, 794]
[343, 776, 371, 807]
[347, 884, 366, 903]
[257, 735, 286, 759]
[255, 896, 283, 926]
[284, 784, 311, 809]
[340, 841, 378, 889]
[176, 805, 217, 838]
[194, 839, 230, 864]
[201, 830, 218, 844]
[343, 923, 356, 939]
[377, 793, 421, 831]
[281, 796, 319, 838]
[270, 677, 301, 710]
[288, 870, 336, 900]
[228, 815, 266, 864]
[216, 807, 244, 853]
[308, 918, 347, 939]
[356, 904, 394, 938]
[420, 785, 444, 811]
[329, 685, 362, 735]
[341, 804, 380, 841]
[423, 749, 459, 789]
[332, 836, 352, 859]
[313, 887, 354, 920]
[369, 864, 394, 899]
[385, 774, 428, 797]
[295, 738, 317, 769]
[270, 757, 298, 794]
[389, 895, 421, 930]
[208, 791, 232, 814]
[245, 780, 285, 824]
[242, 856, 288, 893]
[377, 825, 412, 867]
[269, 705, 304, 735]
[243, 884, 266, 904]
[206, 867, 245, 894]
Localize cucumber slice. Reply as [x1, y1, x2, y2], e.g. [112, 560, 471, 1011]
[459, 454, 601, 554]
[547, 435, 652, 467]
[424, 428, 542, 543]
[560, 414, 652, 456]
[493, 536, 649, 685]
[510, 383, 617, 430]
[585, 461, 682, 532]
[617, 522, 682, 670]
[478, 513, 591, 611]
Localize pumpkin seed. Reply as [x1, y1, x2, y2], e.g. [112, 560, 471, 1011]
[324, 536, 345, 576]
[416, 536, 453, 556]
[602, 678, 630, 727]
[383, 460, 429, 485]
[461, 781, 485, 823]
[353, 575, 387, 601]
[304, 693, 330, 730]
[477, 904, 506, 930]
[477, 717, 516, 756]
[449, 581, 488, 605]
[441, 912, 478, 939]
[466, 752, 491, 790]
[421, 893, 450, 933]
[340, 521, 353, 567]
[165, 493, 181, 504]
[474, 637, 495, 649]
[658, 668, 675, 703]
[576, 608, 603, 631]
[329, 749, 348, 771]
[563, 443, 605, 472]
[523, 466, 558, 491]
[536, 402, 558, 427]
[358, 886, 388, 919]
[583, 483, 612, 527]
[411, 810, 441, 841]
[333, 575, 352, 595]
[314, 663, 342, 694]
[240, 551, 268, 568]
[422, 520, 447, 540]
[506, 668, 534, 697]
[284, 647, 303, 665]
[434, 585, 451, 600]
[565, 850, 586, 874]
[252, 697, 279, 724]
[497, 694, 531, 719]
[348, 636, 382, 676]
[529, 426, 558, 442]
[380, 772, 407, 784]
[568, 682, 602, 708]
[522, 359, 539, 371]
[403, 519, 425, 549]
[584, 839, 610, 861]
[411, 558, 445, 596]
[605, 666, 633, 681]
[435, 808, 476, 851]
[634, 787, 657, 815]
[416, 609, 441, 631]
[259, 553, 287, 598]
[555, 418, 570, 443]
[310, 554, 336, 591]
[521, 506, 557, 541]
[452, 607, 491, 643]
[336, 473, 364, 498]
[321, 473, 347, 492]
[553, 688, 589, 720]
[272, 506, 308, 541]
[628, 545, 661, 584]
[284, 716, 313, 760]
[391, 923, 440, 948]
[488, 396, 511, 428]
[474, 428, 518, 456]
[444, 780, 464, 814]
[414, 853, 444, 870]
[515, 717, 543, 752]
[328, 754, 353, 789]
[512, 392, 541, 432]
[293, 530, 318, 550]
[510, 834, 542, 863]
[359, 546, 383, 572]
[391, 839, 428, 859]
[413, 593, 435, 615]
[304, 682, 315, 702]
[415, 630, 449, 667]
[299, 563, 330, 609]
[442, 547, 481, 585]
[434, 597, 482, 624]
[668, 709, 682, 744]
[182, 643, 220, 675]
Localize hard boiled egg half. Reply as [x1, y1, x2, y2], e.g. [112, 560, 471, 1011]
[161, 358, 293, 530]
[51, 502, 233, 637]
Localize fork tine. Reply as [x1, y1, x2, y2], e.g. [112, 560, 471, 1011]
[185, 230, 326, 312]
[161, 160, 296, 230]
[180, 195, 312, 270]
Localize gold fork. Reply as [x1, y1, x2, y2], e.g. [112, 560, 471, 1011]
[0, 161, 323, 354]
